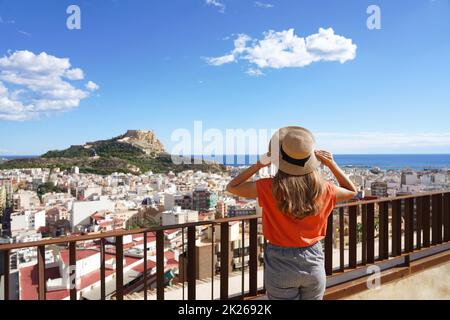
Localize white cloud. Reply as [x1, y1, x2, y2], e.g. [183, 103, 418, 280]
[205, 54, 235, 66]
[306, 28, 357, 63]
[233, 34, 252, 54]
[0, 82, 32, 121]
[315, 132, 450, 153]
[255, 1, 274, 8]
[0, 50, 98, 121]
[65, 68, 84, 80]
[206, 28, 357, 75]
[246, 68, 264, 77]
[18, 30, 32, 37]
[0, 50, 71, 75]
[0, 16, 15, 24]
[85, 81, 99, 91]
[206, 0, 225, 13]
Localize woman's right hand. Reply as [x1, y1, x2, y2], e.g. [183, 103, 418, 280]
[315, 150, 335, 168]
[257, 152, 272, 168]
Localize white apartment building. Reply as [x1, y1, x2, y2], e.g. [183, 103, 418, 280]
[71, 196, 115, 230]
[135, 184, 151, 196]
[402, 173, 419, 186]
[401, 185, 422, 193]
[42, 192, 74, 206]
[420, 175, 433, 186]
[10, 209, 45, 232]
[0, 186, 6, 210]
[47, 249, 126, 292]
[163, 192, 175, 210]
[162, 206, 198, 226]
[13, 190, 40, 211]
[434, 173, 447, 185]
[207, 221, 241, 242]
[79, 186, 102, 200]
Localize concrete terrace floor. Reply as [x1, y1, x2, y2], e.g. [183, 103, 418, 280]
[344, 261, 450, 300]
[135, 241, 376, 300]
[134, 261, 450, 300]
[126, 230, 448, 300]
[129, 269, 266, 300]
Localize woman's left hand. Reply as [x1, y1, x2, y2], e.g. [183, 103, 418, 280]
[257, 153, 272, 168]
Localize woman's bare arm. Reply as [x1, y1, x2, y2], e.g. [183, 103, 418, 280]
[226, 162, 267, 198]
[315, 150, 358, 202]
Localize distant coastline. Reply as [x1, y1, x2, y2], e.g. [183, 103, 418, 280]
[200, 154, 450, 170]
[2, 154, 450, 171]
[1, 155, 38, 161]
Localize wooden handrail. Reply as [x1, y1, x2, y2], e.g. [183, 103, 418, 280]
[1, 189, 449, 251]
[335, 189, 450, 208]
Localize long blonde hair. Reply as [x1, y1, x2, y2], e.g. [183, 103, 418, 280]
[272, 169, 325, 219]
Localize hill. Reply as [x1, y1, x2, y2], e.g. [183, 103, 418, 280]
[0, 130, 225, 175]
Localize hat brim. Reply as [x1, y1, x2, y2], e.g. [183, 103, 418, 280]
[277, 152, 321, 176]
[269, 126, 320, 176]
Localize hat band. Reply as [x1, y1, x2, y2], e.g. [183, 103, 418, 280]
[280, 145, 311, 167]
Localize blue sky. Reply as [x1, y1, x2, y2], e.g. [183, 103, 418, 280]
[0, 0, 450, 155]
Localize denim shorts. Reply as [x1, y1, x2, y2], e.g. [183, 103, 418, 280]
[264, 241, 326, 300]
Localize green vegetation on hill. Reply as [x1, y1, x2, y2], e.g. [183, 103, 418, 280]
[94, 142, 145, 158]
[42, 141, 145, 159]
[0, 131, 226, 175]
[0, 154, 225, 175]
[43, 145, 94, 158]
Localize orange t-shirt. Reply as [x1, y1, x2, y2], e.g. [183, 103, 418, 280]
[256, 178, 337, 248]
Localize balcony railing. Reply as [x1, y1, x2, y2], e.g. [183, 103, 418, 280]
[1, 190, 449, 300]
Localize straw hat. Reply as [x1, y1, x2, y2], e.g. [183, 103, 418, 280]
[268, 126, 320, 176]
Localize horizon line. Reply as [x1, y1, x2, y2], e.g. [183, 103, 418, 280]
[2, 153, 450, 157]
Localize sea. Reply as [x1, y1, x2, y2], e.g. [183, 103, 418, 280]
[0, 155, 37, 161]
[1, 154, 450, 170]
[201, 154, 450, 170]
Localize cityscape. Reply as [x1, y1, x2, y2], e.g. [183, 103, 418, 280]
[0, 130, 449, 299]
[1, 0, 450, 305]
